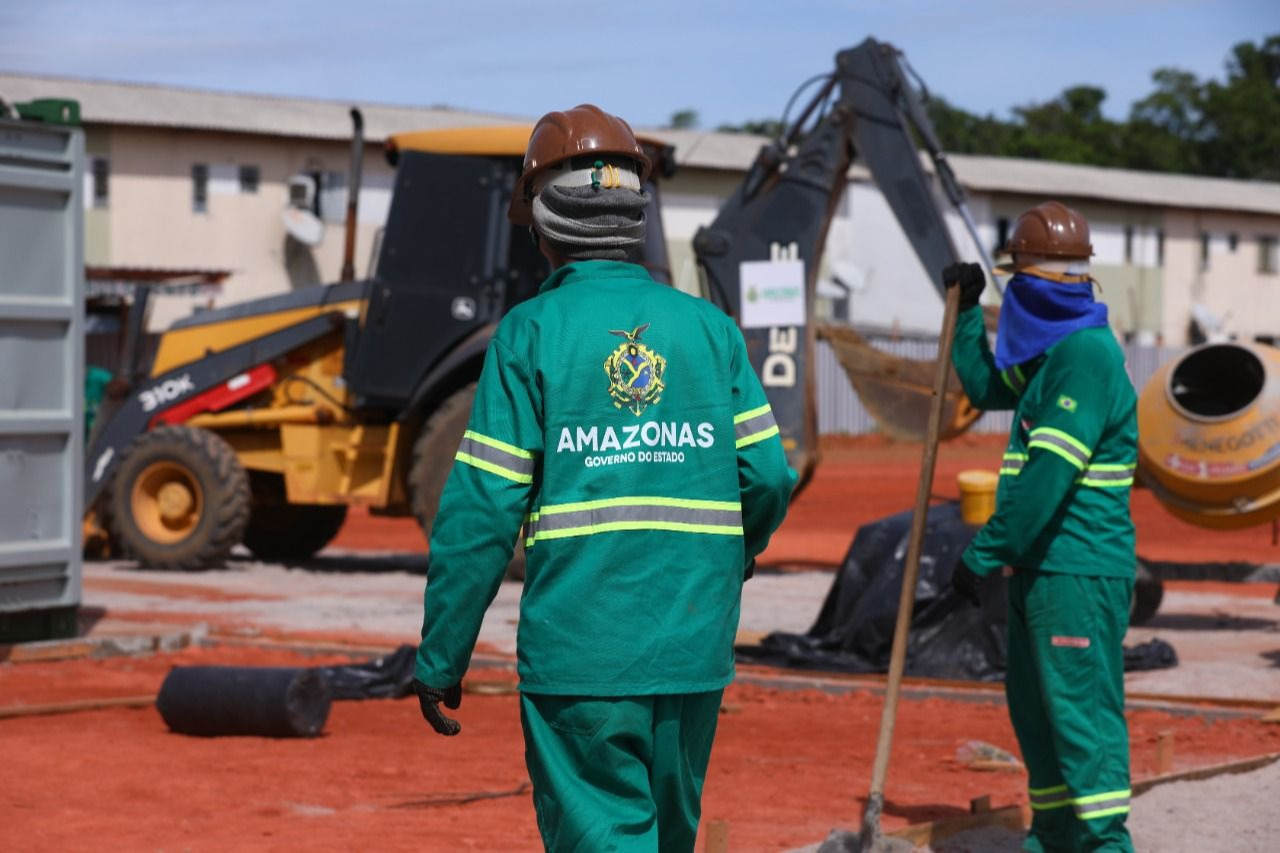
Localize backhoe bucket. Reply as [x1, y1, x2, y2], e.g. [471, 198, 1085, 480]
[818, 324, 980, 442]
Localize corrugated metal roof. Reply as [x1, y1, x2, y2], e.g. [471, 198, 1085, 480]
[0, 72, 517, 142]
[645, 128, 771, 172]
[5, 72, 1278, 215]
[946, 154, 1280, 217]
[645, 132, 1280, 217]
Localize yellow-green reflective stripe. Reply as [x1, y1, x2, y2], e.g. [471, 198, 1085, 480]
[733, 403, 772, 424]
[1079, 477, 1135, 488]
[455, 452, 534, 484]
[1029, 427, 1091, 457]
[735, 407, 778, 443]
[526, 498, 744, 545]
[1077, 805, 1130, 820]
[463, 430, 534, 459]
[1073, 789, 1131, 806]
[1000, 371, 1019, 394]
[1014, 364, 1026, 384]
[532, 520, 744, 541]
[539, 496, 741, 515]
[1001, 453, 1027, 476]
[1028, 440, 1086, 471]
[1028, 783, 1072, 811]
[458, 436, 537, 478]
[1028, 784, 1068, 796]
[1087, 463, 1136, 470]
[736, 424, 780, 449]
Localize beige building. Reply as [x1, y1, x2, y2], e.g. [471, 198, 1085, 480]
[1, 73, 515, 329]
[3, 72, 1278, 346]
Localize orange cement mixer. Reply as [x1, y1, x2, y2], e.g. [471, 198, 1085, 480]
[1137, 342, 1280, 529]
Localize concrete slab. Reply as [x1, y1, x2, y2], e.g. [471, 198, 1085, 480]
[75, 553, 1279, 703]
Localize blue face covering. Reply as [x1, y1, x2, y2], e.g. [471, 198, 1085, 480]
[993, 270, 1109, 371]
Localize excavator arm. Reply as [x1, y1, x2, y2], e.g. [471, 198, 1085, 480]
[694, 37, 984, 490]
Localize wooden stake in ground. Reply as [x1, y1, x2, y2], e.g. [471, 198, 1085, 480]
[858, 283, 963, 852]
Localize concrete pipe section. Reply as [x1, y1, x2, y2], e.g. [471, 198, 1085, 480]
[1138, 342, 1280, 529]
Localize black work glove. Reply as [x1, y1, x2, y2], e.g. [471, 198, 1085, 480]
[941, 262, 985, 310]
[414, 679, 463, 736]
[951, 557, 984, 608]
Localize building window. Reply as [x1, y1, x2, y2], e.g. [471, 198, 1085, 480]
[1156, 229, 1165, 267]
[1199, 232, 1210, 271]
[1123, 225, 1134, 264]
[1260, 236, 1279, 275]
[319, 171, 349, 224]
[239, 165, 260, 194]
[192, 164, 209, 213]
[1228, 232, 1239, 252]
[994, 217, 1010, 253]
[91, 157, 109, 208]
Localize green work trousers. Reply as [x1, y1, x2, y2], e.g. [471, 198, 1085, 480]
[1006, 570, 1134, 853]
[519, 690, 723, 852]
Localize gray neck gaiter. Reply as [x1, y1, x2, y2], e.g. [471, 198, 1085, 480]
[531, 185, 649, 261]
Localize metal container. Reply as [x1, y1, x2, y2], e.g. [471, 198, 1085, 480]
[1137, 342, 1280, 530]
[0, 110, 85, 641]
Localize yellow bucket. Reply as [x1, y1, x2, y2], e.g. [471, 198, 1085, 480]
[957, 470, 999, 526]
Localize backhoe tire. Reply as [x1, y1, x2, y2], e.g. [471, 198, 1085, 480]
[408, 384, 526, 580]
[1130, 562, 1164, 626]
[108, 425, 250, 572]
[243, 489, 348, 563]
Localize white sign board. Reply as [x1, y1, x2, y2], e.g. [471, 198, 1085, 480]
[739, 259, 806, 329]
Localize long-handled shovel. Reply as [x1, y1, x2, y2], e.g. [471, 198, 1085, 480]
[857, 282, 964, 852]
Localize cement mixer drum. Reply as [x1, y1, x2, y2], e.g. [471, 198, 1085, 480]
[1137, 342, 1280, 529]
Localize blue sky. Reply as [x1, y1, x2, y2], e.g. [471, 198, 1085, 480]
[1, 0, 1275, 129]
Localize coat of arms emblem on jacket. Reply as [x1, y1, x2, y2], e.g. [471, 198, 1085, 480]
[603, 323, 667, 416]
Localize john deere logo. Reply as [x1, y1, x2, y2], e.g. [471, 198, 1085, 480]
[604, 323, 667, 416]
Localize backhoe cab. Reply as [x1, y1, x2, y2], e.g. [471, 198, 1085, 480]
[87, 126, 674, 570]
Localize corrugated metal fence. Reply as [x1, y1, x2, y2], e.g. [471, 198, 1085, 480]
[817, 334, 1180, 435]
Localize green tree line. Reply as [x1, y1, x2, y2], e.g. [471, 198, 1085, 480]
[673, 35, 1279, 181]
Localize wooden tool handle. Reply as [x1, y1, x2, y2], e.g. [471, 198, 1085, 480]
[862, 283, 963, 844]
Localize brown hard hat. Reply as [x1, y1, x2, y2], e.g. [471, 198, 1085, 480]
[508, 104, 651, 225]
[1004, 201, 1093, 259]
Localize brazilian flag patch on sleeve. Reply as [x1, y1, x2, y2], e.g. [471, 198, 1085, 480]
[1057, 394, 1078, 412]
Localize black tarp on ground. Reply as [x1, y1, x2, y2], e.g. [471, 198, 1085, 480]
[737, 502, 1176, 681]
[313, 645, 417, 700]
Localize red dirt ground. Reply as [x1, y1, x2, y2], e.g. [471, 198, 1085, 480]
[6, 435, 1276, 850]
[3, 646, 1279, 852]
[333, 433, 1280, 572]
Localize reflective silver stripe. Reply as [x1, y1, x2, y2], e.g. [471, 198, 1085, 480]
[457, 436, 537, 478]
[1077, 464, 1136, 488]
[1027, 431, 1090, 469]
[735, 408, 777, 442]
[1073, 795, 1131, 818]
[528, 505, 742, 536]
[1002, 367, 1027, 396]
[1080, 467, 1135, 481]
[1000, 454, 1026, 476]
[525, 498, 743, 545]
[1028, 788, 1073, 811]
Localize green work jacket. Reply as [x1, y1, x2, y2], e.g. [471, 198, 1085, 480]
[417, 260, 795, 695]
[952, 306, 1137, 578]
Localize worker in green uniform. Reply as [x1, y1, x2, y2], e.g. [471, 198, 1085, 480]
[412, 104, 795, 852]
[943, 201, 1138, 853]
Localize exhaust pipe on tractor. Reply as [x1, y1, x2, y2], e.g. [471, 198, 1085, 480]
[340, 107, 364, 282]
